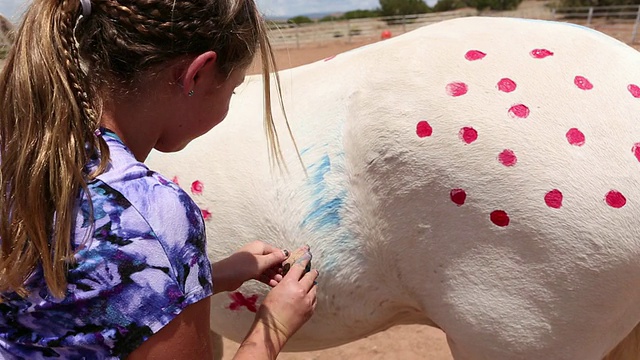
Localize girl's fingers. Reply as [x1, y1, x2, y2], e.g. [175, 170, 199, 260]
[259, 242, 288, 257]
[283, 251, 312, 280]
[299, 269, 319, 292]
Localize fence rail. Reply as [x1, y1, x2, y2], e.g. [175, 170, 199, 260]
[551, 4, 640, 43]
[266, 4, 640, 49]
[267, 9, 479, 49]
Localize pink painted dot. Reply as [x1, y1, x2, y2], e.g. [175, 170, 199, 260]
[416, 121, 433, 138]
[450, 189, 467, 206]
[497, 78, 517, 93]
[459, 127, 478, 144]
[324, 55, 336, 62]
[465, 50, 486, 61]
[605, 190, 627, 208]
[566, 128, 585, 146]
[508, 104, 530, 119]
[628, 84, 640, 98]
[530, 49, 554, 59]
[632, 143, 640, 162]
[490, 210, 510, 227]
[171, 176, 179, 185]
[446, 82, 468, 97]
[191, 180, 204, 195]
[544, 189, 563, 209]
[498, 149, 517, 167]
[201, 209, 212, 220]
[574, 76, 593, 90]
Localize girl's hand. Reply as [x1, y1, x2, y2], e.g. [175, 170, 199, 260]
[250, 249, 318, 349]
[212, 240, 289, 294]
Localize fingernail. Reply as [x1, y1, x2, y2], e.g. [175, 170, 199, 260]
[313, 281, 318, 286]
[283, 249, 290, 257]
[295, 252, 312, 264]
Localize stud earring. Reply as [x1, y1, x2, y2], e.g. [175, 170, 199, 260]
[188, 90, 194, 97]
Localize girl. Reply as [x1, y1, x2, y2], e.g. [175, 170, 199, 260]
[0, 0, 318, 358]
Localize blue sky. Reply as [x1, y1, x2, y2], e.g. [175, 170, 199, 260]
[1, 0, 438, 22]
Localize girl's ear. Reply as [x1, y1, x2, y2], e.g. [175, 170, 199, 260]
[179, 51, 218, 96]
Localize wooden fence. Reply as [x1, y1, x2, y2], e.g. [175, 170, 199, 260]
[267, 4, 640, 49]
[551, 5, 640, 44]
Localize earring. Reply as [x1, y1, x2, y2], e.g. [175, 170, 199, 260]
[188, 90, 194, 97]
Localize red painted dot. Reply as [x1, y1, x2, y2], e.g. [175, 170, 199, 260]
[497, 78, 517, 93]
[605, 190, 626, 208]
[490, 210, 510, 227]
[416, 121, 433, 138]
[201, 209, 212, 220]
[459, 127, 478, 144]
[450, 189, 467, 206]
[632, 143, 640, 162]
[191, 180, 204, 195]
[228, 292, 259, 313]
[446, 82, 468, 97]
[498, 149, 517, 167]
[530, 49, 554, 59]
[628, 84, 640, 98]
[465, 50, 486, 61]
[566, 128, 585, 146]
[508, 104, 530, 119]
[171, 176, 180, 185]
[545, 189, 563, 209]
[324, 55, 336, 62]
[574, 76, 593, 90]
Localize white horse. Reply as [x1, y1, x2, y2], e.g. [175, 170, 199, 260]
[145, 16, 640, 359]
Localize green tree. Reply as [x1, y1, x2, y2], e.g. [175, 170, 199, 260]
[471, 0, 523, 10]
[287, 16, 313, 25]
[343, 9, 382, 19]
[433, 0, 469, 11]
[320, 15, 342, 22]
[379, 0, 430, 16]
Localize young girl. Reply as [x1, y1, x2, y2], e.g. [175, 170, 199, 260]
[0, 0, 318, 359]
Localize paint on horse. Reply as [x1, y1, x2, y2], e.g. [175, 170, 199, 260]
[146, 16, 640, 359]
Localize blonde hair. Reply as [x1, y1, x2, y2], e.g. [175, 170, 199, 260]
[0, 0, 284, 298]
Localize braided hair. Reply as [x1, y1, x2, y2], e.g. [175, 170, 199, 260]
[0, 0, 279, 298]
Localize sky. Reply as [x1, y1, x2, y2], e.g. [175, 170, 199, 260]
[0, 0, 438, 23]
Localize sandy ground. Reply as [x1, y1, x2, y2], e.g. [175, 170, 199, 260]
[221, 325, 453, 360]
[247, 39, 379, 75]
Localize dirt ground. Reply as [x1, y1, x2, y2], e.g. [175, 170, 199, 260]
[222, 325, 453, 360]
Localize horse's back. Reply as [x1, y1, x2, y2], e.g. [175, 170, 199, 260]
[147, 17, 640, 359]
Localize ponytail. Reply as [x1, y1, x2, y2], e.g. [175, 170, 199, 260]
[0, 0, 109, 298]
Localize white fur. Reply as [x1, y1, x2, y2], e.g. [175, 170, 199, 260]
[145, 17, 640, 359]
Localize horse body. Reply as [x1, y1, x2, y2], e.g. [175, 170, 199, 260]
[146, 17, 640, 359]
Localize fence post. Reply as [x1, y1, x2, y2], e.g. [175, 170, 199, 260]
[295, 24, 300, 49]
[347, 19, 352, 44]
[402, 15, 407, 33]
[587, 7, 593, 26]
[632, 5, 640, 44]
[551, 8, 556, 20]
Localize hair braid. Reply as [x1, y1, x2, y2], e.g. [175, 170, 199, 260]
[0, 0, 287, 299]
